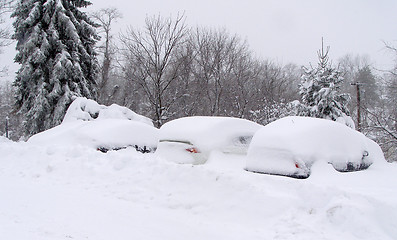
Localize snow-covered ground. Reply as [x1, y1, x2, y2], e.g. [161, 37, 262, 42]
[1, 99, 397, 239]
[1, 135, 397, 240]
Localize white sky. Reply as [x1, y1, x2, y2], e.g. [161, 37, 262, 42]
[91, 0, 397, 67]
[1, 0, 397, 83]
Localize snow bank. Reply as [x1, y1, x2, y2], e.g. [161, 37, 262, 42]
[63, 97, 153, 126]
[0, 136, 12, 143]
[159, 116, 262, 153]
[246, 116, 385, 177]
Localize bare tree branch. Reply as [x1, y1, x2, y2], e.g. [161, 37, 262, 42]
[119, 13, 187, 127]
[90, 7, 122, 104]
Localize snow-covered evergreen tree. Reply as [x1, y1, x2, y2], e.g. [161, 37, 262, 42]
[12, 0, 99, 136]
[297, 41, 353, 128]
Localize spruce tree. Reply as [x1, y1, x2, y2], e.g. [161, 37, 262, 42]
[12, 0, 99, 136]
[297, 41, 353, 128]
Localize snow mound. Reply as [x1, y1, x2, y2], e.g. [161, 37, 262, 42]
[335, 112, 356, 129]
[28, 98, 158, 151]
[28, 119, 159, 151]
[159, 116, 262, 152]
[0, 136, 12, 143]
[246, 116, 385, 177]
[63, 97, 153, 126]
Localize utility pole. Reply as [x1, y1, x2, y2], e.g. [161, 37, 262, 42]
[351, 82, 362, 132]
[5, 116, 9, 138]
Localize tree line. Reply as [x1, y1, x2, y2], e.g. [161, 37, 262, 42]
[0, 1, 396, 162]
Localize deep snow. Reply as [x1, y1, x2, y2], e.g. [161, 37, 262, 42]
[1, 136, 397, 240]
[1, 99, 397, 240]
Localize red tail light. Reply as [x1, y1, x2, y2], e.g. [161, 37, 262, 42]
[295, 162, 300, 168]
[186, 147, 199, 153]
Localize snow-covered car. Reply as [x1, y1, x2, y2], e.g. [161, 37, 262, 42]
[155, 116, 262, 164]
[246, 116, 385, 178]
[28, 98, 159, 153]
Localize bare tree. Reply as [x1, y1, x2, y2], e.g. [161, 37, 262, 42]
[116, 15, 304, 126]
[120, 14, 188, 127]
[91, 7, 122, 104]
[380, 49, 397, 161]
[244, 60, 300, 124]
[0, 0, 14, 49]
[364, 105, 397, 162]
[0, 0, 14, 76]
[189, 28, 253, 116]
[0, 1, 16, 137]
[350, 42, 397, 162]
[0, 81, 23, 140]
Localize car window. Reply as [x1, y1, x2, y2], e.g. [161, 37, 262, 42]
[159, 139, 193, 145]
[235, 136, 253, 145]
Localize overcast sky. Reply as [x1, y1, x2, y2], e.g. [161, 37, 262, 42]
[1, 0, 397, 82]
[91, 0, 397, 67]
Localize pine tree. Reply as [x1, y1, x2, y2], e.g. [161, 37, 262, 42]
[12, 0, 99, 136]
[297, 41, 353, 128]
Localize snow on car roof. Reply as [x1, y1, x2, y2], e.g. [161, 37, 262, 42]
[159, 116, 262, 151]
[246, 116, 385, 174]
[28, 98, 158, 149]
[29, 118, 159, 149]
[63, 97, 154, 126]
